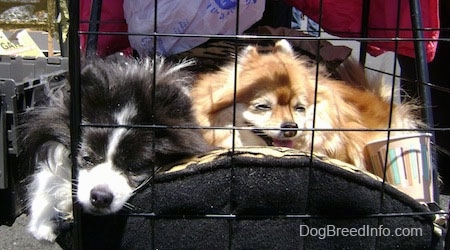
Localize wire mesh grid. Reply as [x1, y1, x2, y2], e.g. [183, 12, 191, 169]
[63, 0, 448, 249]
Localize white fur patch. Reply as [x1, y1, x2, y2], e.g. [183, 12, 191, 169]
[28, 143, 72, 242]
[107, 103, 136, 159]
[77, 162, 133, 214]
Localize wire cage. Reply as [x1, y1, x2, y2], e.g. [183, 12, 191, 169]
[9, 0, 448, 249]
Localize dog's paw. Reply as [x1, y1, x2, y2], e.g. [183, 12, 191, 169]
[29, 223, 58, 242]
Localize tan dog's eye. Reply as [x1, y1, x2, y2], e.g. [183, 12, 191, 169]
[255, 104, 271, 111]
[294, 105, 306, 112]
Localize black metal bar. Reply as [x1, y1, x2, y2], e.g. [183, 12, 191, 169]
[358, 0, 370, 65]
[85, 0, 103, 59]
[409, 0, 439, 203]
[68, 0, 83, 248]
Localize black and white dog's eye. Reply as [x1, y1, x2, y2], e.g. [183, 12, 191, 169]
[82, 155, 94, 166]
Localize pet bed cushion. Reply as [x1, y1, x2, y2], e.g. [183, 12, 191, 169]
[57, 147, 438, 249]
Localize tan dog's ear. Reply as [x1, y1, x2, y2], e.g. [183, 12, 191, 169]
[238, 45, 259, 64]
[273, 39, 294, 55]
[241, 45, 259, 57]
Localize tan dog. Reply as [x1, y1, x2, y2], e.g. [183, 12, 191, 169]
[191, 39, 420, 170]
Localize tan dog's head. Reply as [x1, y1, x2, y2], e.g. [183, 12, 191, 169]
[222, 39, 320, 148]
[194, 39, 336, 149]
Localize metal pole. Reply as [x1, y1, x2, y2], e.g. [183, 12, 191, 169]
[86, 0, 103, 59]
[358, 0, 370, 65]
[409, 0, 438, 203]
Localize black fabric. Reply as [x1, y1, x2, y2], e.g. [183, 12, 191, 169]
[57, 148, 438, 249]
[168, 26, 352, 75]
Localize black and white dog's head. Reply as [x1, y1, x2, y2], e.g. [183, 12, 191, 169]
[75, 57, 214, 214]
[19, 57, 212, 216]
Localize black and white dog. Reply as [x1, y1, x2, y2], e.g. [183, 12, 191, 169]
[17, 57, 212, 242]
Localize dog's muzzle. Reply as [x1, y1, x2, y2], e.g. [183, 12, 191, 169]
[281, 122, 298, 137]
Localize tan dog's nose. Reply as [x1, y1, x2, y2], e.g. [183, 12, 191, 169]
[281, 122, 298, 137]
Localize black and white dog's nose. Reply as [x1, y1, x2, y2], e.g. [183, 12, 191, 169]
[281, 122, 298, 137]
[90, 186, 114, 208]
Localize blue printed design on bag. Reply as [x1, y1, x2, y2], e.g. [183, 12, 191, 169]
[207, 0, 257, 20]
[214, 0, 237, 9]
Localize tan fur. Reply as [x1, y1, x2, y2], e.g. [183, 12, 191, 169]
[191, 39, 420, 170]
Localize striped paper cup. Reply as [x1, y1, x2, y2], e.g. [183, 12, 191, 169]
[365, 133, 433, 202]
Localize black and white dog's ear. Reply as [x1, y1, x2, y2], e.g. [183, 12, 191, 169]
[104, 52, 128, 62]
[79, 59, 116, 100]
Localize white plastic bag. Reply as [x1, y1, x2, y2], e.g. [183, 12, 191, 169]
[123, 0, 265, 56]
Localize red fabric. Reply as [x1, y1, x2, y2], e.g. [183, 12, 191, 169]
[80, 0, 132, 57]
[284, 0, 440, 62]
